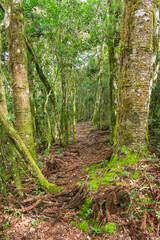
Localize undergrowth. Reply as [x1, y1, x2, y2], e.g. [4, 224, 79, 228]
[73, 154, 160, 238]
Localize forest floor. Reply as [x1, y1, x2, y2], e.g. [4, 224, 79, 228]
[0, 122, 160, 240]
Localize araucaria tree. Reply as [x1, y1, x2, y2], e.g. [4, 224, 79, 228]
[113, 0, 154, 159]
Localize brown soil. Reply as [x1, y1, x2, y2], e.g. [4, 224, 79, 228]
[0, 122, 159, 240]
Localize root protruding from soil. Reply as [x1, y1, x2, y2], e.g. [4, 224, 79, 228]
[43, 180, 90, 216]
[91, 185, 130, 224]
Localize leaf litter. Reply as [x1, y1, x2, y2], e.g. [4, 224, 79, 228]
[0, 122, 159, 239]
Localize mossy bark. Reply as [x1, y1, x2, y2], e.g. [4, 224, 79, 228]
[0, 25, 23, 197]
[0, 106, 57, 193]
[9, 0, 36, 160]
[113, 0, 154, 158]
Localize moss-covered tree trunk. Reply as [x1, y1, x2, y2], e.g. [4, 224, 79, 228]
[0, 106, 58, 193]
[9, 0, 36, 160]
[113, 0, 154, 159]
[0, 5, 23, 196]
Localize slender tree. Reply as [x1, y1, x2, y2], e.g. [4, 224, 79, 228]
[92, 44, 104, 128]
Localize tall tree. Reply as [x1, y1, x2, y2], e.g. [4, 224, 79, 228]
[113, 0, 154, 159]
[9, 0, 36, 159]
[0, 1, 23, 196]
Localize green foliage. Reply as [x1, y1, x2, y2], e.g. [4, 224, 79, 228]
[56, 149, 64, 157]
[2, 220, 10, 230]
[70, 221, 76, 226]
[76, 220, 88, 232]
[79, 198, 92, 219]
[13, 210, 21, 216]
[103, 222, 116, 235]
[37, 161, 43, 168]
[33, 188, 43, 195]
[90, 225, 101, 236]
[155, 210, 160, 219]
[31, 219, 38, 226]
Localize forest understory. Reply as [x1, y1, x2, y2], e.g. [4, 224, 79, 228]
[0, 122, 159, 240]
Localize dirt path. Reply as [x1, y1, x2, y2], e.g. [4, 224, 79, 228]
[0, 122, 112, 240]
[46, 122, 111, 187]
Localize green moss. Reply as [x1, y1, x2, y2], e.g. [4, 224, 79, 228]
[103, 222, 116, 235]
[84, 198, 92, 207]
[70, 221, 76, 226]
[101, 172, 118, 185]
[109, 145, 143, 168]
[116, 182, 123, 186]
[76, 220, 88, 232]
[89, 178, 99, 191]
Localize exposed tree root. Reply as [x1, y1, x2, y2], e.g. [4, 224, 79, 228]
[91, 185, 130, 224]
[43, 179, 90, 216]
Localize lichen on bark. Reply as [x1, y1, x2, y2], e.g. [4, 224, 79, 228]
[112, 0, 154, 160]
[9, 0, 36, 160]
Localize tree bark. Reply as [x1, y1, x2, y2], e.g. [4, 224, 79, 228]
[9, 0, 36, 160]
[0, 18, 23, 196]
[108, 0, 121, 142]
[113, 0, 154, 158]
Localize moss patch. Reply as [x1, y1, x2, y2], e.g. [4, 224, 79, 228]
[103, 222, 116, 235]
[76, 220, 88, 232]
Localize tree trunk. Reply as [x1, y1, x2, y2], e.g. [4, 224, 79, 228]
[113, 0, 154, 160]
[72, 76, 76, 143]
[108, 0, 121, 142]
[0, 18, 23, 196]
[60, 67, 69, 145]
[0, 106, 58, 193]
[9, 0, 36, 160]
[26, 40, 61, 143]
[92, 44, 104, 128]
